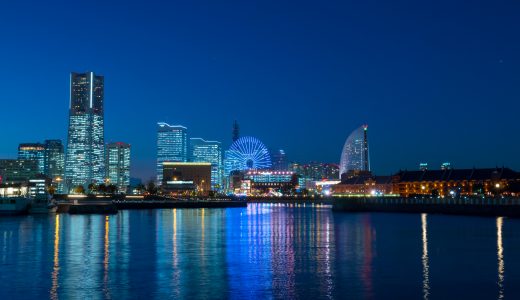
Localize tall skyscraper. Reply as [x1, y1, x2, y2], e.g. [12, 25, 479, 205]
[65, 71, 105, 191]
[271, 149, 288, 171]
[157, 122, 188, 183]
[339, 125, 370, 178]
[189, 138, 223, 190]
[44, 139, 64, 193]
[18, 143, 45, 174]
[106, 142, 131, 193]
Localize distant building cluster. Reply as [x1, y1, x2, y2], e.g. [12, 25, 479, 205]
[1, 71, 131, 196]
[3, 71, 518, 199]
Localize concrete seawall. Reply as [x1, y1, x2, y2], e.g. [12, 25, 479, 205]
[332, 197, 520, 217]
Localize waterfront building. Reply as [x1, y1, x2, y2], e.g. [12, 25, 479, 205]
[419, 162, 428, 171]
[271, 149, 288, 171]
[44, 139, 64, 193]
[189, 138, 222, 190]
[243, 170, 296, 195]
[0, 159, 39, 184]
[162, 162, 211, 196]
[441, 162, 452, 170]
[394, 167, 520, 197]
[332, 175, 395, 196]
[157, 122, 188, 183]
[339, 125, 370, 178]
[106, 142, 131, 193]
[65, 71, 105, 191]
[28, 178, 48, 198]
[224, 136, 272, 176]
[18, 143, 45, 174]
[289, 162, 340, 180]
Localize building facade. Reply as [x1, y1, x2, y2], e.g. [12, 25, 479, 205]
[0, 159, 39, 184]
[18, 143, 45, 174]
[106, 142, 131, 193]
[271, 149, 288, 171]
[394, 167, 520, 197]
[65, 72, 105, 191]
[243, 170, 296, 195]
[157, 122, 188, 183]
[332, 175, 395, 196]
[339, 125, 370, 178]
[189, 138, 222, 190]
[44, 139, 64, 193]
[331, 167, 520, 197]
[162, 162, 211, 195]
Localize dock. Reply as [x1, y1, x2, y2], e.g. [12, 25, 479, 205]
[332, 196, 520, 217]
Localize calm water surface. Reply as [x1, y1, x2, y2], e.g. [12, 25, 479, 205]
[1, 203, 519, 299]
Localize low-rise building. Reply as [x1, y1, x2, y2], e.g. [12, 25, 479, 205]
[0, 159, 39, 184]
[332, 175, 395, 196]
[394, 167, 520, 197]
[162, 162, 211, 196]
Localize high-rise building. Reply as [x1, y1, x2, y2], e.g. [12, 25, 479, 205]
[271, 149, 288, 171]
[18, 143, 45, 174]
[65, 71, 105, 191]
[189, 138, 223, 190]
[232, 120, 239, 142]
[157, 122, 188, 183]
[339, 125, 370, 178]
[106, 142, 131, 193]
[44, 139, 65, 193]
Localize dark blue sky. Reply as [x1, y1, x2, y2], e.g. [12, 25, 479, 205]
[1, 0, 519, 180]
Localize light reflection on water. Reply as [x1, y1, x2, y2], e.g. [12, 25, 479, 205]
[0, 204, 519, 299]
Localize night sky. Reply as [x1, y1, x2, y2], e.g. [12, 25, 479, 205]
[1, 0, 519, 181]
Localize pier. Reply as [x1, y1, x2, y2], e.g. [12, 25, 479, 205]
[332, 196, 520, 217]
[56, 197, 246, 214]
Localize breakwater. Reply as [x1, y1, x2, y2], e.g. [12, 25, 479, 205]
[332, 196, 520, 217]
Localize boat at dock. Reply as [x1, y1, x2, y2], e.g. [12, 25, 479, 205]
[28, 195, 57, 214]
[0, 197, 31, 215]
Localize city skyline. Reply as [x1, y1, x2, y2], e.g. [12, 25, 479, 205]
[1, 1, 519, 181]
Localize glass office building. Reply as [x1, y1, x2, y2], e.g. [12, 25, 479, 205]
[44, 139, 64, 193]
[65, 72, 105, 191]
[339, 125, 370, 178]
[18, 143, 45, 174]
[106, 142, 131, 193]
[189, 138, 223, 190]
[157, 122, 188, 183]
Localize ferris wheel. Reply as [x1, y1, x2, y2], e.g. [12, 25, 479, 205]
[225, 136, 272, 172]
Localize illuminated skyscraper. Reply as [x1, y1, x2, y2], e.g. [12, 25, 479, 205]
[106, 142, 131, 193]
[271, 149, 288, 171]
[44, 139, 64, 193]
[157, 122, 188, 183]
[65, 71, 105, 191]
[189, 138, 223, 190]
[18, 143, 45, 174]
[339, 125, 370, 178]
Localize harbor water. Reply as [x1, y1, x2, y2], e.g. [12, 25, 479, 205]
[0, 203, 519, 299]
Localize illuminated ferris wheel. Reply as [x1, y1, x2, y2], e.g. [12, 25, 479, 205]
[225, 136, 272, 173]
